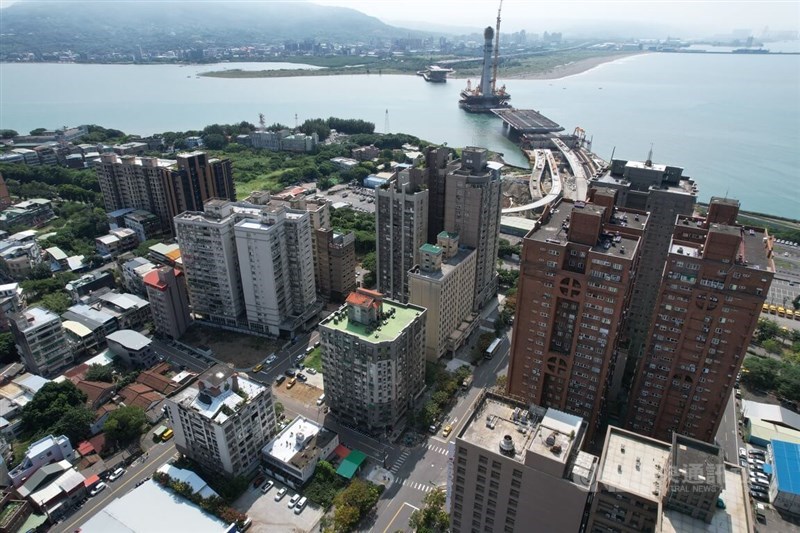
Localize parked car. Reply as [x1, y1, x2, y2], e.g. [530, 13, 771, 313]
[274, 487, 287, 501]
[285, 368, 297, 377]
[739, 447, 747, 458]
[275, 375, 286, 385]
[297, 373, 307, 383]
[442, 424, 452, 438]
[266, 354, 277, 364]
[108, 468, 126, 482]
[288, 494, 301, 508]
[89, 482, 107, 496]
[316, 394, 326, 406]
[252, 475, 265, 488]
[294, 496, 308, 514]
[262, 480, 274, 494]
[286, 377, 297, 389]
[307, 368, 317, 375]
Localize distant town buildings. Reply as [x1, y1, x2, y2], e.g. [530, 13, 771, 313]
[319, 289, 426, 434]
[243, 130, 319, 152]
[166, 364, 278, 477]
[95, 151, 235, 234]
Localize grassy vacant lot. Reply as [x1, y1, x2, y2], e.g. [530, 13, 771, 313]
[304, 347, 323, 373]
[180, 325, 281, 368]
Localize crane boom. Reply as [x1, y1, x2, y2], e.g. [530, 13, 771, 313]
[491, 0, 503, 94]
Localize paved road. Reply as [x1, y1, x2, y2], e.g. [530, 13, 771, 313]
[715, 386, 741, 463]
[56, 441, 177, 533]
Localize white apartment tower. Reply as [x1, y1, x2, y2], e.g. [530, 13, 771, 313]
[166, 365, 278, 477]
[10, 307, 73, 377]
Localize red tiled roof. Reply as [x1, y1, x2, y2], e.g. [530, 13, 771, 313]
[346, 291, 381, 310]
[77, 441, 95, 456]
[76, 380, 115, 406]
[143, 268, 183, 291]
[64, 363, 89, 383]
[84, 474, 100, 487]
[136, 369, 177, 394]
[87, 433, 107, 454]
[333, 444, 351, 459]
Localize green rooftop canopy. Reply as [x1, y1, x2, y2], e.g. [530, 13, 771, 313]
[336, 449, 368, 479]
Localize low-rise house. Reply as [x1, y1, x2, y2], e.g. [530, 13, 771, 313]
[106, 330, 157, 369]
[147, 242, 182, 268]
[65, 272, 116, 304]
[17, 460, 86, 519]
[351, 145, 380, 161]
[121, 257, 157, 295]
[96, 293, 150, 330]
[261, 416, 338, 488]
[44, 246, 69, 271]
[123, 210, 162, 242]
[0, 231, 42, 280]
[0, 282, 24, 331]
[95, 227, 137, 258]
[119, 383, 163, 413]
[8, 436, 74, 488]
[136, 362, 186, 395]
[62, 304, 118, 350]
[75, 380, 115, 410]
[0, 199, 53, 231]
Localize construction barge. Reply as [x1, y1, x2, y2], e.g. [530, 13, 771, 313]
[417, 65, 454, 83]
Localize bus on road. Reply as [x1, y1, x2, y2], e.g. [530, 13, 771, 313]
[485, 338, 503, 360]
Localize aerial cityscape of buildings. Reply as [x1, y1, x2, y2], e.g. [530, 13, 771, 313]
[0, 6, 798, 533]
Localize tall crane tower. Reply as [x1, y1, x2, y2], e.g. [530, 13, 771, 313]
[491, 0, 503, 94]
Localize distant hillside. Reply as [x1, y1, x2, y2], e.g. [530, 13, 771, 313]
[0, 0, 413, 56]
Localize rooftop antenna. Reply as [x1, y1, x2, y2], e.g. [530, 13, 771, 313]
[295, 113, 299, 129]
[384, 109, 390, 134]
[610, 146, 616, 161]
[645, 143, 653, 167]
[491, 0, 503, 94]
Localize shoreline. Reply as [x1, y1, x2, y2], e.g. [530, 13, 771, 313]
[497, 52, 646, 81]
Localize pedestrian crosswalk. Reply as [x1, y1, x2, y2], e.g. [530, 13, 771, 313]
[390, 450, 410, 474]
[393, 477, 435, 493]
[425, 443, 449, 456]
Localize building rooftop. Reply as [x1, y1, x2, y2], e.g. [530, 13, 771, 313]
[98, 292, 148, 311]
[80, 479, 229, 533]
[527, 200, 643, 258]
[106, 329, 151, 351]
[409, 246, 475, 282]
[772, 440, 800, 496]
[599, 427, 671, 501]
[661, 465, 751, 533]
[13, 307, 60, 332]
[671, 434, 724, 490]
[420, 243, 442, 255]
[322, 299, 424, 344]
[263, 416, 334, 468]
[459, 393, 596, 488]
[156, 464, 219, 499]
[673, 216, 775, 272]
[174, 371, 265, 424]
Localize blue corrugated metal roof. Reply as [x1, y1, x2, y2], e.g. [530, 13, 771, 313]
[773, 440, 800, 496]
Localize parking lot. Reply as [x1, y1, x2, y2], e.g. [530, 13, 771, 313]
[324, 183, 376, 213]
[235, 477, 322, 533]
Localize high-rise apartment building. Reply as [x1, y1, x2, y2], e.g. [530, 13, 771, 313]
[585, 426, 752, 532]
[10, 307, 73, 377]
[166, 364, 277, 477]
[95, 151, 235, 233]
[449, 392, 598, 533]
[408, 232, 477, 361]
[376, 169, 429, 303]
[175, 200, 318, 337]
[319, 288, 425, 434]
[443, 147, 503, 311]
[423, 146, 459, 243]
[590, 157, 698, 377]
[316, 228, 356, 303]
[143, 267, 191, 339]
[506, 194, 648, 446]
[234, 206, 316, 336]
[626, 197, 774, 443]
[174, 201, 244, 329]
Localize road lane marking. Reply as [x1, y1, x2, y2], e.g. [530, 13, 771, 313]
[382, 501, 420, 533]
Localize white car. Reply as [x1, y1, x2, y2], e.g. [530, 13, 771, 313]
[274, 487, 287, 501]
[108, 467, 125, 482]
[265, 354, 277, 364]
[739, 447, 747, 458]
[287, 493, 300, 508]
[89, 482, 107, 496]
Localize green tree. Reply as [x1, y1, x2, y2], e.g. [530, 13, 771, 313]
[755, 318, 781, 344]
[29, 128, 47, 135]
[741, 357, 781, 391]
[21, 381, 88, 438]
[0, 129, 18, 139]
[762, 339, 784, 355]
[39, 291, 72, 314]
[274, 401, 284, 417]
[409, 489, 450, 532]
[203, 133, 228, 150]
[52, 406, 95, 444]
[0, 333, 18, 364]
[777, 365, 800, 402]
[333, 504, 360, 532]
[85, 363, 114, 383]
[104, 406, 147, 445]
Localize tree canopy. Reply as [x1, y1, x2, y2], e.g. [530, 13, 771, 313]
[104, 405, 147, 445]
[85, 363, 114, 383]
[409, 489, 450, 532]
[21, 381, 94, 443]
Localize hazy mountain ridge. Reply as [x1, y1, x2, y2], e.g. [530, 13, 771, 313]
[0, 0, 418, 55]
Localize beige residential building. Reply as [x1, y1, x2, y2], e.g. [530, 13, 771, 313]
[443, 147, 503, 311]
[167, 365, 278, 477]
[585, 426, 753, 533]
[10, 307, 73, 377]
[408, 232, 477, 361]
[319, 288, 426, 434]
[449, 392, 598, 533]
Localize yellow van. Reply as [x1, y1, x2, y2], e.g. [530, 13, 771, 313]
[286, 377, 297, 389]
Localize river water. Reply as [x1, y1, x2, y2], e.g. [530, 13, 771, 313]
[1, 51, 798, 217]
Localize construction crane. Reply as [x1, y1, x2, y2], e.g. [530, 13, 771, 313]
[491, 0, 503, 95]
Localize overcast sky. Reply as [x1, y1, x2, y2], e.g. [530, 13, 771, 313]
[1, 0, 798, 35]
[315, 0, 800, 34]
